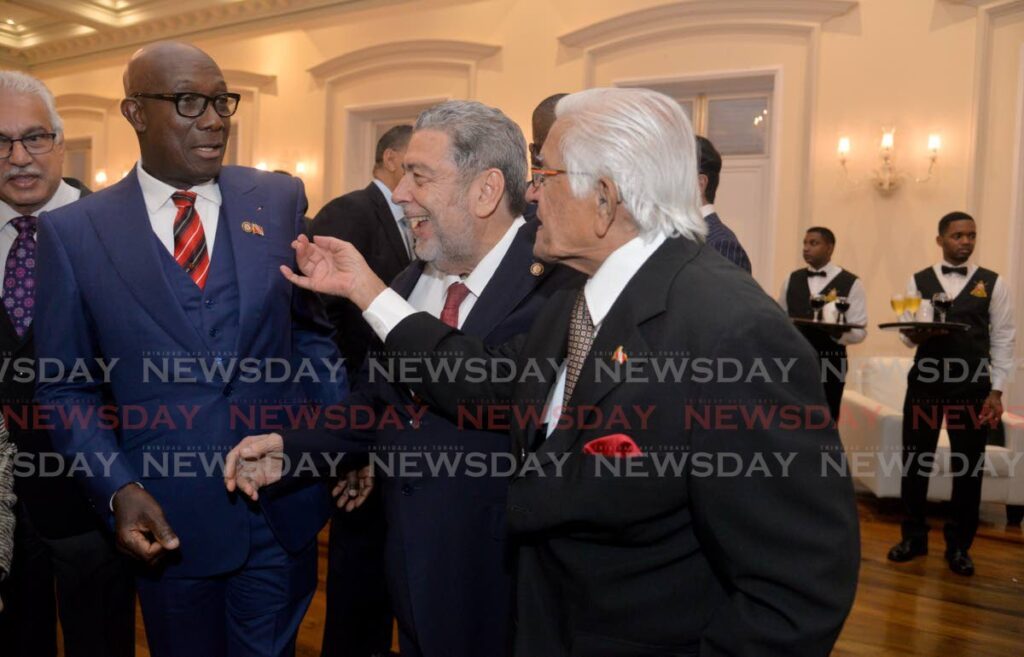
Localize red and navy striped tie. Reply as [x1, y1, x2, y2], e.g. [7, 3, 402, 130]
[171, 191, 210, 289]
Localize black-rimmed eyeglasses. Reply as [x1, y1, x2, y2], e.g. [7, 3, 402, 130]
[131, 92, 241, 118]
[0, 133, 58, 159]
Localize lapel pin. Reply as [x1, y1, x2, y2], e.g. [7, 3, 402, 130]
[612, 345, 628, 364]
[241, 221, 253, 233]
[256, 205, 263, 212]
[530, 262, 544, 276]
[250, 223, 265, 236]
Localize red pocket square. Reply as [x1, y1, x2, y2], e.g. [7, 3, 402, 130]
[582, 434, 643, 457]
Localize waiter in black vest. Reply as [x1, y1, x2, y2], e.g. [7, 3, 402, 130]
[778, 226, 866, 422]
[887, 211, 1015, 576]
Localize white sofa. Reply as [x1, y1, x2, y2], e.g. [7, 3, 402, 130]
[839, 357, 1024, 519]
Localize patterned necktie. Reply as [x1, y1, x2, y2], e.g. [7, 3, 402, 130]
[171, 191, 210, 289]
[562, 289, 595, 407]
[3, 215, 36, 338]
[440, 282, 470, 328]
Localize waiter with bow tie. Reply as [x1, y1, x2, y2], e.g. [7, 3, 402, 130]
[778, 226, 867, 422]
[887, 211, 1016, 577]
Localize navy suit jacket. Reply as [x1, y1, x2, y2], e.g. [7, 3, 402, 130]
[34, 166, 346, 577]
[705, 211, 752, 274]
[285, 220, 583, 657]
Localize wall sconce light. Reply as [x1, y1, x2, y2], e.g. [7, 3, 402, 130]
[836, 130, 941, 194]
[255, 161, 269, 171]
[94, 170, 108, 187]
[295, 161, 307, 175]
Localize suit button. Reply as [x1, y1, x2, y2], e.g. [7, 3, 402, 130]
[204, 298, 215, 307]
[401, 484, 413, 496]
[223, 383, 234, 397]
[209, 328, 219, 337]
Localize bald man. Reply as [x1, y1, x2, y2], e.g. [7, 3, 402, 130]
[525, 93, 567, 223]
[34, 42, 345, 657]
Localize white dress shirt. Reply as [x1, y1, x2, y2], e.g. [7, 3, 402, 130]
[372, 177, 412, 259]
[777, 262, 868, 346]
[0, 180, 80, 297]
[902, 261, 1016, 392]
[136, 161, 221, 258]
[538, 232, 668, 435]
[364, 217, 526, 332]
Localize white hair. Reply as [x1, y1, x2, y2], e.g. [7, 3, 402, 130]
[0, 71, 64, 135]
[555, 87, 706, 242]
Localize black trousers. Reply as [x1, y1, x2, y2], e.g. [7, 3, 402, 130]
[0, 502, 136, 657]
[900, 382, 990, 550]
[322, 492, 393, 657]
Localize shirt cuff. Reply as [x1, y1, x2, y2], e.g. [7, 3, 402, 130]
[362, 288, 418, 343]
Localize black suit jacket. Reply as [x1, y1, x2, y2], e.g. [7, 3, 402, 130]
[384, 237, 860, 656]
[1, 179, 98, 538]
[311, 182, 410, 375]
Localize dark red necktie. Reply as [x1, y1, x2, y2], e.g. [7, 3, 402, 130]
[171, 191, 210, 289]
[440, 282, 470, 328]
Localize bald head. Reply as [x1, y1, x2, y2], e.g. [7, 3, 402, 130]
[123, 42, 218, 96]
[529, 93, 568, 166]
[120, 41, 231, 189]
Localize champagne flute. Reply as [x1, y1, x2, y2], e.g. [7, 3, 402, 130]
[890, 294, 906, 319]
[835, 296, 851, 324]
[905, 291, 921, 320]
[932, 292, 952, 323]
[810, 294, 827, 322]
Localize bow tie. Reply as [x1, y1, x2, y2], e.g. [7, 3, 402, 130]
[941, 265, 968, 276]
[807, 270, 828, 277]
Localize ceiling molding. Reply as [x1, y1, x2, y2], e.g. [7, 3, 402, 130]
[223, 69, 278, 95]
[2, 0, 368, 68]
[558, 0, 859, 50]
[308, 39, 501, 83]
[55, 93, 121, 112]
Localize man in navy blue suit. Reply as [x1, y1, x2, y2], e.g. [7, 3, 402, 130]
[696, 135, 752, 273]
[34, 42, 344, 657]
[227, 100, 581, 657]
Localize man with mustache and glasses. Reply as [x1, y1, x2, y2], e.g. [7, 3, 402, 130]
[33, 42, 344, 657]
[227, 100, 581, 657]
[0, 70, 135, 657]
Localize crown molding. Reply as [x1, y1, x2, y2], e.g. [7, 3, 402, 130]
[55, 93, 121, 112]
[7, 0, 363, 68]
[558, 0, 858, 50]
[223, 69, 278, 95]
[308, 39, 501, 84]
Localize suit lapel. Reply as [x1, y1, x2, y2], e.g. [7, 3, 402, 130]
[391, 260, 427, 299]
[88, 171, 206, 352]
[462, 222, 546, 339]
[221, 168, 268, 357]
[539, 238, 698, 456]
[367, 182, 410, 268]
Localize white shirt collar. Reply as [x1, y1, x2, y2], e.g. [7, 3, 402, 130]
[1, 179, 80, 224]
[442, 217, 526, 298]
[135, 161, 221, 215]
[808, 261, 840, 276]
[372, 177, 404, 224]
[700, 203, 715, 218]
[584, 232, 668, 327]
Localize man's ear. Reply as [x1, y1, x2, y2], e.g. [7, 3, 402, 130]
[121, 98, 146, 133]
[471, 168, 505, 218]
[594, 177, 620, 236]
[383, 148, 403, 174]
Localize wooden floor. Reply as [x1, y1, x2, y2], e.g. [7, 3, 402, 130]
[125, 495, 1023, 657]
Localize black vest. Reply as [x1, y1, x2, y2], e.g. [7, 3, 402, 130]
[786, 267, 858, 358]
[911, 266, 996, 386]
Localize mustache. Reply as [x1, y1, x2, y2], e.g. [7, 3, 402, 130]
[3, 166, 43, 181]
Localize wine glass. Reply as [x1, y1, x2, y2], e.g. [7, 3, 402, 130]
[932, 292, 952, 323]
[904, 291, 922, 320]
[834, 296, 851, 324]
[890, 294, 906, 320]
[810, 294, 827, 322]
